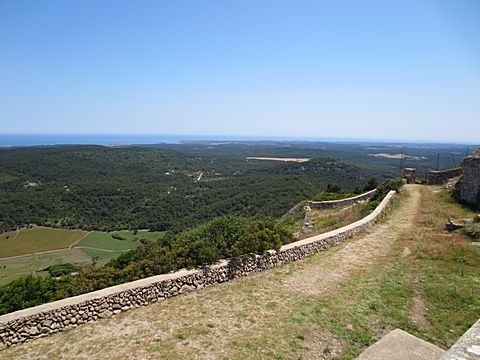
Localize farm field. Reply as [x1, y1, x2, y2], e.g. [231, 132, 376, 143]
[0, 227, 87, 258]
[0, 248, 92, 285]
[0, 228, 165, 283]
[75, 230, 165, 260]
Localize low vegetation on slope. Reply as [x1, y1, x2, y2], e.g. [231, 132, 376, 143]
[0, 216, 294, 315]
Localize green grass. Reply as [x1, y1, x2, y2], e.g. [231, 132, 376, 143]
[0, 229, 165, 282]
[77, 230, 164, 251]
[76, 230, 165, 260]
[79, 248, 127, 261]
[0, 248, 92, 284]
[0, 227, 87, 258]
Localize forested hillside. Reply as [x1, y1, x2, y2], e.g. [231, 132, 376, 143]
[0, 145, 377, 233]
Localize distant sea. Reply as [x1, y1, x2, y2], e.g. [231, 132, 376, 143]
[0, 134, 474, 148]
[0, 134, 284, 147]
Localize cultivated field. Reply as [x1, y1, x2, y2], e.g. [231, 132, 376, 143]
[0, 249, 92, 285]
[0, 229, 165, 283]
[0, 228, 87, 258]
[75, 231, 164, 260]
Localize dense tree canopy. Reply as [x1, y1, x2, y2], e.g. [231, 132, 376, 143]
[0, 145, 376, 233]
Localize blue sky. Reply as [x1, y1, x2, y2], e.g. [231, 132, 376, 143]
[0, 0, 479, 142]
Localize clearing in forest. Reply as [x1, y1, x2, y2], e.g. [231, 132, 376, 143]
[246, 157, 311, 162]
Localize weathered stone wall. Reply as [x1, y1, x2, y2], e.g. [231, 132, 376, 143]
[455, 156, 480, 209]
[308, 189, 376, 210]
[427, 168, 462, 185]
[0, 191, 396, 349]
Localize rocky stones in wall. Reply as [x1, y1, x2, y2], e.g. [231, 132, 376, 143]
[455, 156, 480, 209]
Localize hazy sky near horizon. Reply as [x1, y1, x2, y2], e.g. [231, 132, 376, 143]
[1, 0, 479, 142]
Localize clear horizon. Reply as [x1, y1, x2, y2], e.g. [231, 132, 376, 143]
[1, 1, 479, 142]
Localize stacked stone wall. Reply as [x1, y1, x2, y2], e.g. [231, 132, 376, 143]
[308, 189, 376, 210]
[0, 191, 396, 349]
[427, 168, 462, 185]
[455, 156, 480, 209]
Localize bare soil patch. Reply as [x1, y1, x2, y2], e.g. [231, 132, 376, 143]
[246, 157, 311, 162]
[369, 153, 427, 160]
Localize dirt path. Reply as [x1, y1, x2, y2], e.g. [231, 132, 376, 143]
[68, 231, 93, 249]
[284, 184, 421, 295]
[74, 246, 129, 253]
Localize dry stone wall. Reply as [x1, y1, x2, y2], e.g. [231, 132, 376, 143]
[455, 156, 480, 209]
[308, 189, 376, 210]
[427, 168, 462, 185]
[0, 190, 396, 350]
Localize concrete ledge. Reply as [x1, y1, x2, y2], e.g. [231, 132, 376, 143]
[427, 168, 462, 185]
[357, 329, 445, 360]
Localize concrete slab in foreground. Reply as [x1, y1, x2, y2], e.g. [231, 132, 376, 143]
[356, 329, 445, 360]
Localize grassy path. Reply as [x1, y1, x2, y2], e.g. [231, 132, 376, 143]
[2, 185, 479, 360]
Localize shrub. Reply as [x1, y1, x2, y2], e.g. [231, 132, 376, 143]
[361, 199, 381, 215]
[232, 218, 295, 256]
[371, 178, 403, 202]
[0, 275, 57, 315]
[363, 178, 378, 192]
[111, 233, 126, 240]
[362, 178, 403, 215]
[46, 263, 79, 277]
[325, 183, 341, 193]
[312, 192, 357, 201]
[462, 224, 480, 241]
